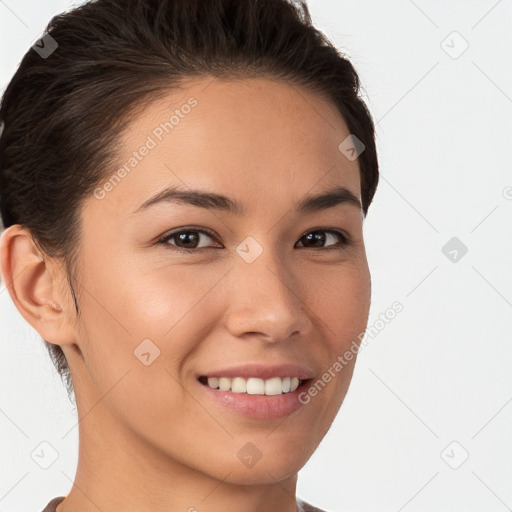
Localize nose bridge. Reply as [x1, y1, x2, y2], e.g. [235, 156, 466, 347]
[225, 237, 311, 341]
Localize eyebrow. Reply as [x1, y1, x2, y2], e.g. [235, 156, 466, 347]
[131, 184, 362, 216]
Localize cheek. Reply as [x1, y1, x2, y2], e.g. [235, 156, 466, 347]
[293, 260, 369, 415]
[73, 261, 200, 444]
[74, 258, 227, 411]
[73, 257, 200, 390]
[306, 259, 371, 348]
[82, 255, 216, 341]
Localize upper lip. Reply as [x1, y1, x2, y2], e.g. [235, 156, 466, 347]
[197, 363, 315, 381]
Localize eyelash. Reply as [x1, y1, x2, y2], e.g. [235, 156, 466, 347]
[156, 227, 352, 254]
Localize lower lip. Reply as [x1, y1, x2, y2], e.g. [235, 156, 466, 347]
[198, 380, 311, 419]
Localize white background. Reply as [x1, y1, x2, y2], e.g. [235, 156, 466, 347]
[1, 1, 511, 511]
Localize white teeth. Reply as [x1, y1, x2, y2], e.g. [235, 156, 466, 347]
[218, 377, 231, 391]
[205, 376, 303, 395]
[264, 377, 282, 395]
[207, 377, 219, 389]
[247, 377, 265, 394]
[231, 377, 247, 393]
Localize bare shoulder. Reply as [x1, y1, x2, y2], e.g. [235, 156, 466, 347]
[297, 497, 328, 512]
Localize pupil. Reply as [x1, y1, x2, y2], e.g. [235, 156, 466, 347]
[178, 231, 198, 248]
[304, 231, 325, 247]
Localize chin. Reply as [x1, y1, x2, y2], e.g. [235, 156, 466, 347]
[217, 459, 303, 486]
[214, 437, 316, 485]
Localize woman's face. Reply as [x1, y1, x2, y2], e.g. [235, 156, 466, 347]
[63, 77, 371, 484]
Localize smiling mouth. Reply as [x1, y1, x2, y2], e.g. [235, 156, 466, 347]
[198, 375, 309, 395]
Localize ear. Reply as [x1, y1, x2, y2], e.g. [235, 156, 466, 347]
[0, 224, 77, 346]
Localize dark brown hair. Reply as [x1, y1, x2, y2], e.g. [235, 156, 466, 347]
[0, 0, 379, 401]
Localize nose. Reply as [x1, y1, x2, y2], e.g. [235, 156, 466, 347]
[224, 246, 314, 344]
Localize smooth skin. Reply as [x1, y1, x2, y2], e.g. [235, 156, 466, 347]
[0, 77, 371, 512]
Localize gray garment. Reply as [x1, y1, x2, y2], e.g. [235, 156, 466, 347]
[297, 496, 327, 512]
[41, 497, 64, 512]
[42, 496, 326, 512]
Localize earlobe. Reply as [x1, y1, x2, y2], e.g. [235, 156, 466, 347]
[0, 225, 73, 345]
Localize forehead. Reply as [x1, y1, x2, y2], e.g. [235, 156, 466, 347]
[94, 77, 361, 217]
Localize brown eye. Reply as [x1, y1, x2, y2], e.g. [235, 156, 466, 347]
[158, 228, 221, 252]
[157, 227, 351, 254]
[296, 229, 350, 250]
